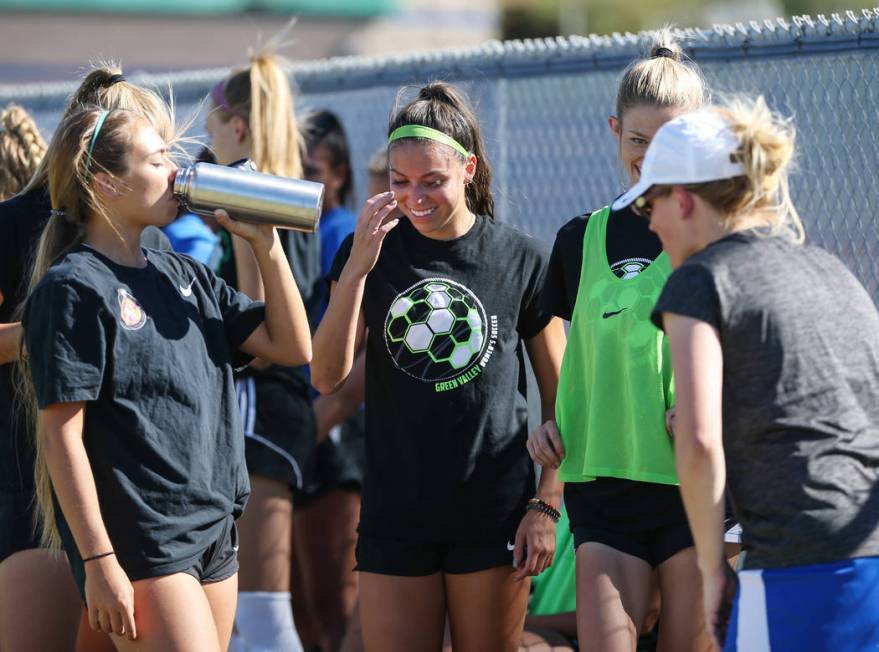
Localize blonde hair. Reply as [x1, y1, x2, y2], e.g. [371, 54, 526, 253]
[686, 97, 803, 243]
[212, 52, 302, 178]
[616, 27, 707, 120]
[21, 63, 171, 196]
[0, 105, 47, 200]
[20, 106, 173, 549]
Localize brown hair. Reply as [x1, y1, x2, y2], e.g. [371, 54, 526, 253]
[212, 52, 302, 178]
[683, 97, 803, 242]
[0, 104, 47, 200]
[388, 81, 494, 219]
[616, 27, 707, 120]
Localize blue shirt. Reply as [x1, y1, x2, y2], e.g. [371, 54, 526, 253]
[163, 214, 220, 267]
[319, 206, 357, 279]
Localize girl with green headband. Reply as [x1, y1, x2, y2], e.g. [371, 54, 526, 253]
[18, 105, 312, 651]
[312, 81, 566, 652]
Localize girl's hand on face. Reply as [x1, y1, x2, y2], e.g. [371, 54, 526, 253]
[526, 420, 565, 468]
[345, 192, 399, 280]
[213, 208, 277, 254]
[84, 554, 137, 641]
[511, 510, 556, 582]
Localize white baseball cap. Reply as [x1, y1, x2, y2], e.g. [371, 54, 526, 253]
[612, 109, 746, 212]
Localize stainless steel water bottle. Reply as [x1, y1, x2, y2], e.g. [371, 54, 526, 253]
[174, 162, 324, 232]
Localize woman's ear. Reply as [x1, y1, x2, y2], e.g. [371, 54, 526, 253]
[93, 172, 121, 199]
[608, 116, 622, 139]
[675, 186, 696, 219]
[464, 153, 478, 183]
[231, 115, 249, 144]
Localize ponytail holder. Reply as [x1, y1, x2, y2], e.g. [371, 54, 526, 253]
[50, 208, 66, 219]
[106, 74, 126, 86]
[85, 110, 110, 176]
[388, 125, 470, 159]
[653, 47, 675, 59]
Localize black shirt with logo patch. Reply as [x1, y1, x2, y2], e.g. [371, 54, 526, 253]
[23, 245, 264, 580]
[541, 204, 662, 320]
[0, 187, 170, 501]
[329, 216, 551, 542]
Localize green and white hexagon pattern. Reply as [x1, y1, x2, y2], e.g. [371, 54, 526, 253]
[384, 278, 488, 382]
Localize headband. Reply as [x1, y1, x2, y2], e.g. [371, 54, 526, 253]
[85, 110, 110, 175]
[388, 125, 470, 158]
[210, 79, 238, 116]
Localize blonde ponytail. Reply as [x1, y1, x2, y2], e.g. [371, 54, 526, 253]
[687, 97, 803, 243]
[212, 52, 302, 178]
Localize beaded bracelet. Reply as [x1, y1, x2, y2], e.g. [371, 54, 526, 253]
[82, 551, 115, 563]
[526, 498, 561, 523]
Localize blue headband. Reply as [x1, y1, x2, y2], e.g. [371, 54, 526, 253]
[85, 110, 110, 175]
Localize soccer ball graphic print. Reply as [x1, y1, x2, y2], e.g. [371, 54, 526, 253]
[384, 279, 488, 382]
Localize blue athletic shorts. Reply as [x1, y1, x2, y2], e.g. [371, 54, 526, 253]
[724, 557, 879, 651]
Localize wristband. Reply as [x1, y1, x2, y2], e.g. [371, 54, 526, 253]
[82, 551, 115, 563]
[526, 498, 561, 523]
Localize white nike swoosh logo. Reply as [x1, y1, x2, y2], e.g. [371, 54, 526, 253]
[179, 278, 195, 297]
[506, 541, 516, 552]
[232, 544, 240, 552]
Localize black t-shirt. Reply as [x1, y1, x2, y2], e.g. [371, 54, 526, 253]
[0, 187, 170, 495]
[653, 231, 879, 569]
[23, 245, 264, 579]
[542, 204, 662, 320]
[329, 216, 551, 542]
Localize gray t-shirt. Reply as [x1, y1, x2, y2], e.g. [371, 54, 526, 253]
[652, 230, 879, 570]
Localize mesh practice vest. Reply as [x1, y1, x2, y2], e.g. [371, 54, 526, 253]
[556, 206, 677, 484]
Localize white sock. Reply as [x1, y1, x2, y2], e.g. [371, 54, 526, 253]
[234, 591, 304, 652]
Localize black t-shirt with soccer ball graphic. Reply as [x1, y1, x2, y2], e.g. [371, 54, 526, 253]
[23, 245, 264, 581]
[330, 215, 552, 543]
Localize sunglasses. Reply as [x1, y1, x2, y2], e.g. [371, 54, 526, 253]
[632, 186, 672, 219]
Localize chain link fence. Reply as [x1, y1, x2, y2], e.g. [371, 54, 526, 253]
[2, 9, 878, 300]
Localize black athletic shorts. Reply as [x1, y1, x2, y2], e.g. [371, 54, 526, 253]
[355, 534, 516, 576]
[0, 489, 41, 563]
[181, 514, 240, 585]
[294, 408, 365, 505]
[237, 375, 316, 491]
[565, 478, 694, 568]
[66, 514, 240, 601]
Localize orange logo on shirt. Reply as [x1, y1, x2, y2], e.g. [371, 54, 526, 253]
[117, 288, 146, 330]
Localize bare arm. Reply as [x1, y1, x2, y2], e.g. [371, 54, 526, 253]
[313, 347, 366, 439]
[664, 312, 736, 647]
[216, 211, 311, 367]
[41, 402, 136, 640]
[513, 317, 566, 580]
[664, 313, 726, 573]
[526, 317, 567, 508]
[0, 322, 22, 365]
[312, 193, 398, 394]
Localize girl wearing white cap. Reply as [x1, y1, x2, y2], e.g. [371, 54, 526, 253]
[528, 29, 730, 651]
[629, 98, 879, 650]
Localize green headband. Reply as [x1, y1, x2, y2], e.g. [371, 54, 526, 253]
[85, 110, 110, 175]
[388, 125, 470, 159]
